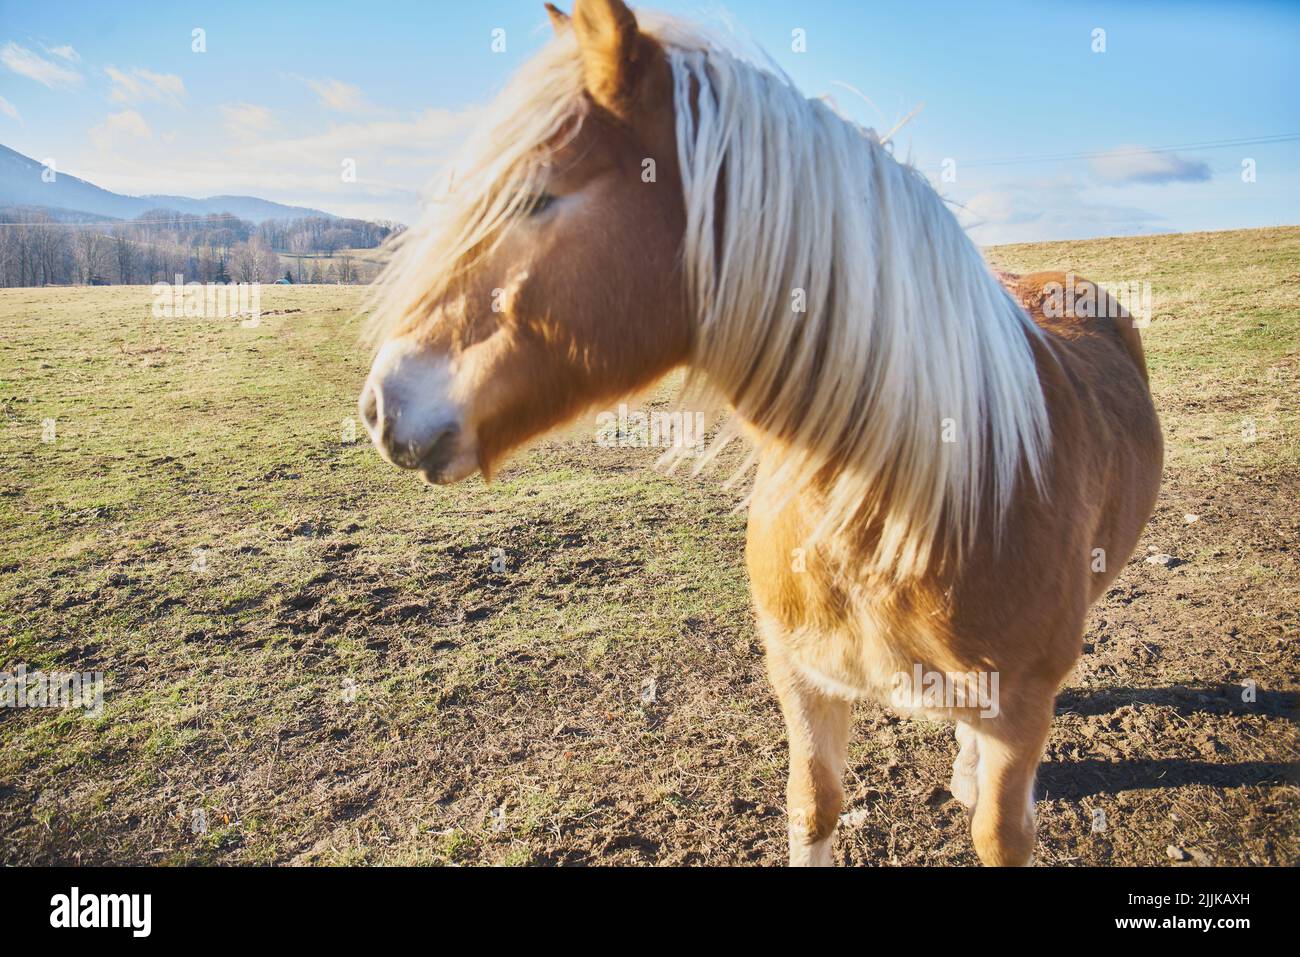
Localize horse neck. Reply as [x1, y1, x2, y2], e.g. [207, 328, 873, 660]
[672, 46, 1050, 572]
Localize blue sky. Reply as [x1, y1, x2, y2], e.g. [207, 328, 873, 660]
[1, 0, 1296, 241]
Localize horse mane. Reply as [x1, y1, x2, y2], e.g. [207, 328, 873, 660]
[367, 12, 1052, 582]
[656, 21, 1052, 580]
[363, 29, 587, 348]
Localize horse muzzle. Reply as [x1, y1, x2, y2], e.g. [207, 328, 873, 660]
[359, 338, 477, 484]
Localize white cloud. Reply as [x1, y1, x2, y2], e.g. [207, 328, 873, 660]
[296, 76, 370, 113]
[963, 190, 1019, 226]
[47, 44, 81, 63]
[1, 41, 82, 89]
[1089, 146, 1211, 185]
[90, 109, 152, 150]
[0, 94, 21, 123]
[73, 105, 479, 223]
[106, 66, 187, 108]
[233, 108, 470, 165]
[219, 102, 277, 136]
[949, 176, 1165, 245]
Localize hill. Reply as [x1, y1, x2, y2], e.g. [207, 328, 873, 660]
[0, 143, 337, 224]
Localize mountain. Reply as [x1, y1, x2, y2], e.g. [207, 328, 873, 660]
[0, 144, 338, 224]
[135, 193, 338, 223]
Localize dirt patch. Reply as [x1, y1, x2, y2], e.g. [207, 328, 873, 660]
[1, 231, 1297, 865]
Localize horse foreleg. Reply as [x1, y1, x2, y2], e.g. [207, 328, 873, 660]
[762, 625, 852, 867]
[967, 692, 1055, 866]
[949, 720, 980, 812]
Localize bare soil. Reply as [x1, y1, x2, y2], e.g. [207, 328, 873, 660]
[1, 227, 1296, 865]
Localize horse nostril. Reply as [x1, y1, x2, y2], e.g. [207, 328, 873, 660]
[359, 384, 381, 436]
[427, 424, 459, 458]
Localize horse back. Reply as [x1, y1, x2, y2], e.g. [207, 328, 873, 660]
[1003, 270, 1164, 604]
[1000, 270, 1152, 384]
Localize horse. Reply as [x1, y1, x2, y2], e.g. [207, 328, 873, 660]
[359, 0, 1163, 866]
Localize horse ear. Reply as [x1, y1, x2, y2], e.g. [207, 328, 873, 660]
[571, 0, 644, 116]
[544, 3, 570, 33]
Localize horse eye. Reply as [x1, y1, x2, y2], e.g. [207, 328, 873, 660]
[526, 192, 556, 216]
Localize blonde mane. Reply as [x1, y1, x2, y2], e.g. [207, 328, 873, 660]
[658, 22, 1051, 580]
[368, 13, 1052, 581]
[364, 30, 587, 346]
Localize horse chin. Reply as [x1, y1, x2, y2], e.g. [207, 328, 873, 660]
[417, 444, 480, 486]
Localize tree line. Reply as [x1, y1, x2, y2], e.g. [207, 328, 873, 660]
[0, 207, 401, 287]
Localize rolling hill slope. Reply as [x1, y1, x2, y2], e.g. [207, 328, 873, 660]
[0, 144, 336, 224]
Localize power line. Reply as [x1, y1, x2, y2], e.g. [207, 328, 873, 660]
[0, 216, 256, 228]
[0, 213, 362, 228]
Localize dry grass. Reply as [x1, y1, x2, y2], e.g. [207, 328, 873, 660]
[0, 226, 1296, 865]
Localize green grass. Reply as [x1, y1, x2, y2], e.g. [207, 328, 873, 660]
[986, 226, 1300, 472]
[1, 226, 1296, 866]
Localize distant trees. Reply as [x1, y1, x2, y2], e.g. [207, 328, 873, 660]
[231, 239, 281, 283]
[287, 232, 311, 282]
[0, 206, 394, 287]
[112, 227, 134, 284]
[259, 215, 393, 255]
[0, 213, 72, 286]
[74, 229, 110, 283]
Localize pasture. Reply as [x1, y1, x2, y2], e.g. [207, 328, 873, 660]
[1, 225, 1296, 865]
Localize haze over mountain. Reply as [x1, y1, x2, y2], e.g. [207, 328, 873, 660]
[0, 144, 338, 224]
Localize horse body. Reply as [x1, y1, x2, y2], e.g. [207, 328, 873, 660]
[359, 0, 1163, 866]
[747, 271, 1162, 864]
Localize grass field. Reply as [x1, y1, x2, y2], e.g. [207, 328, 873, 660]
[1, 226, 1296, 865]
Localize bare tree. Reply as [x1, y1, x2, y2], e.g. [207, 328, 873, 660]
[231, 242, 255, 283]
[112, 228, 134, 284]
[74, 229, 110, 283]
[288, 232, 311, 282]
